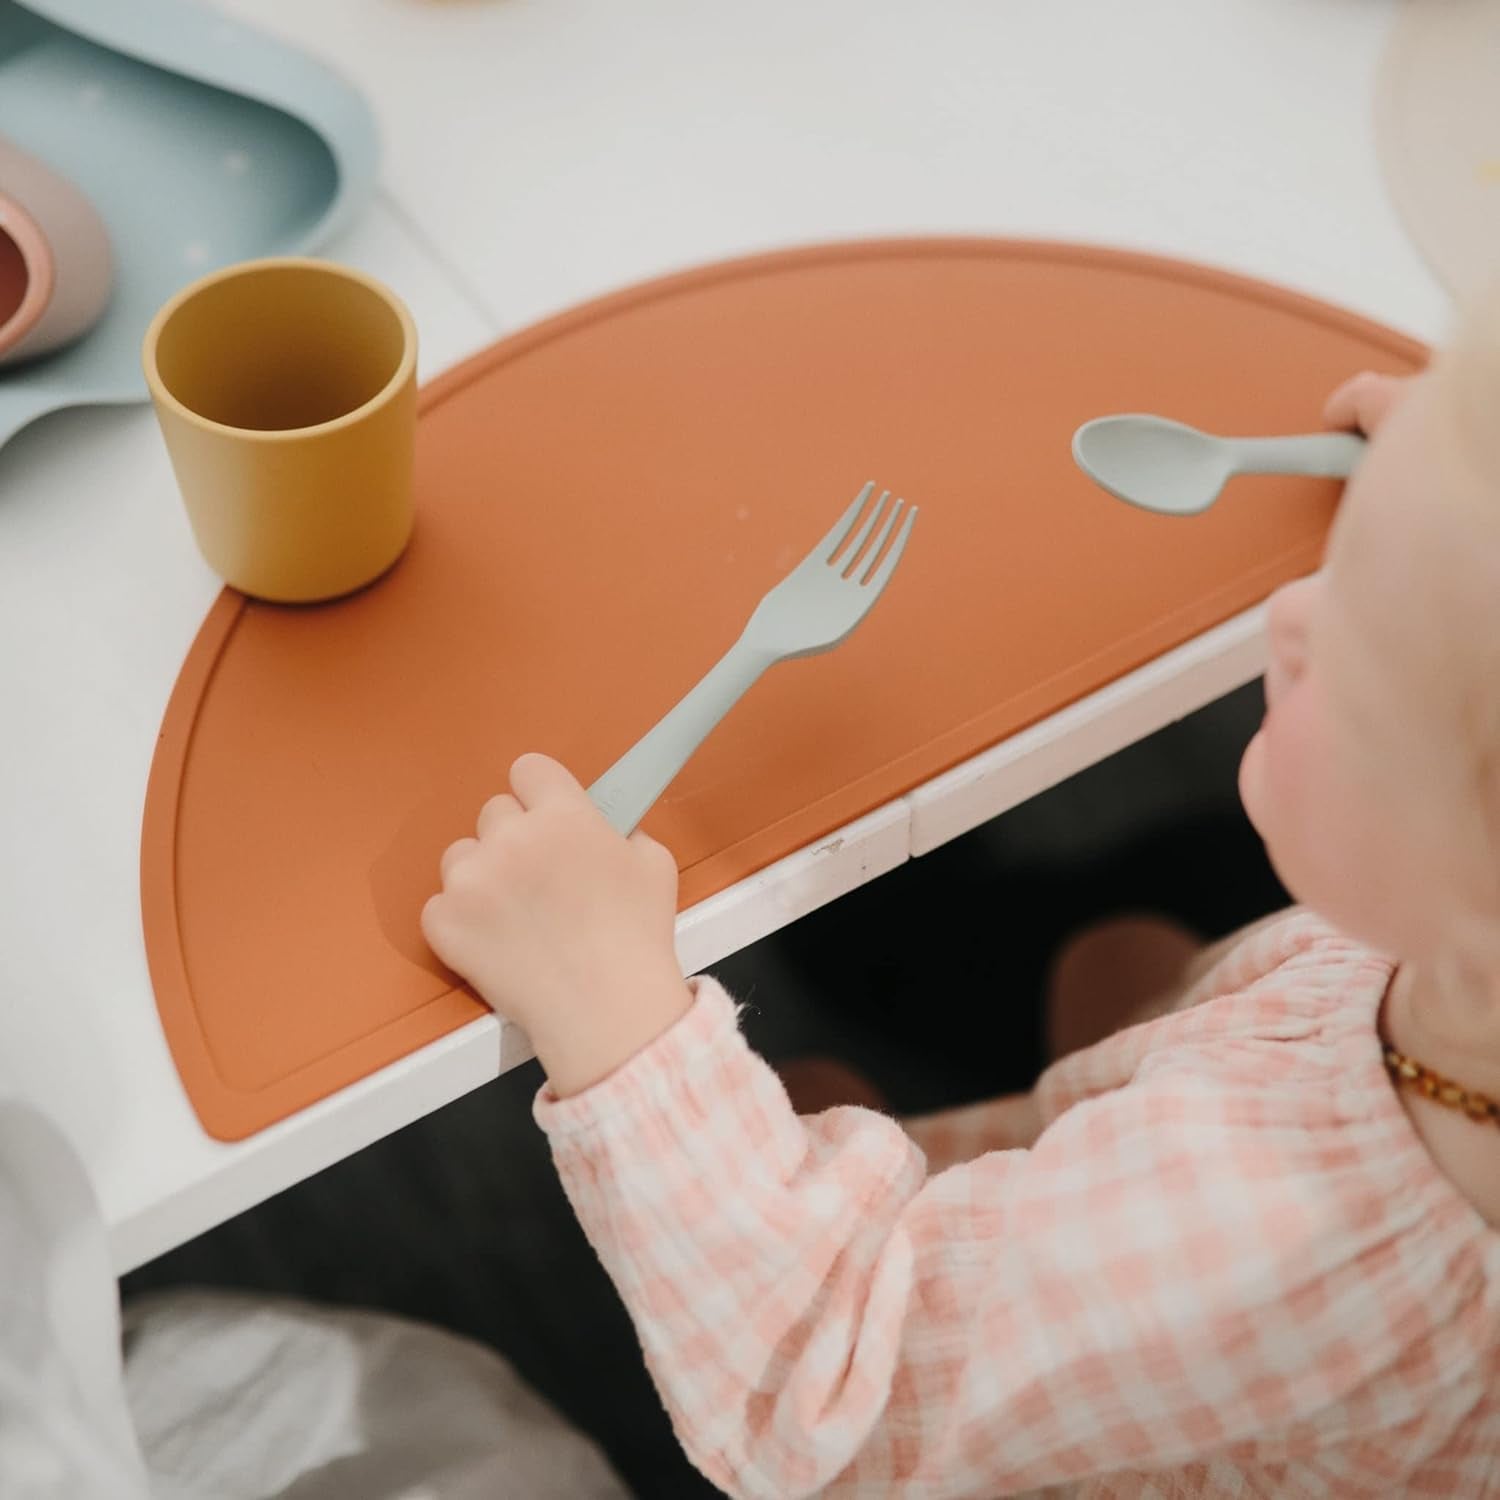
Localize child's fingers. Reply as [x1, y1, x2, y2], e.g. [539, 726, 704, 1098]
[509, 752, 587, 810]
[440, 836, 479, 881]
[476, 793, 522, 840]
[420, 892, 475, 976]
[419, 891, 450, 951]
[629, 828, 679, 876]
[1322, 370, 1408, 434]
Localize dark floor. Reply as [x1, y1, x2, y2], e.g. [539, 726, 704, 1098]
[122, 682, 1289, 1499]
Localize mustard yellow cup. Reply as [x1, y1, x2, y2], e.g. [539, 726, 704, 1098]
[143, 258, 418, 604]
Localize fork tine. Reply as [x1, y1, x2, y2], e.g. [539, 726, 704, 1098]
[834, 488, 891, 572]
[864, 504, 917, 592]
[823, 481, 877, 564]
[857, 497, 905, 584]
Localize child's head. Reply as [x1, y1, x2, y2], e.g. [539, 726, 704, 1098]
[1238, 287, 1500, 967]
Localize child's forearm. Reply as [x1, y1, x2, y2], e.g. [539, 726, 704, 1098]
[539, 981, 927, 1497]
[535, 981, 1156, 1499]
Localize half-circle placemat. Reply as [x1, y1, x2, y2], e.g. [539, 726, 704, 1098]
[141, 239, 1425, 1139]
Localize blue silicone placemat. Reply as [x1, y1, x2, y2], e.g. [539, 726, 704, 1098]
[0, 0, 378, 451]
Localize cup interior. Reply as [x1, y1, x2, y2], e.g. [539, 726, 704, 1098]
[150, 262, 410, 432]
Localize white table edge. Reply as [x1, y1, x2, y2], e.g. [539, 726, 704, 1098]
[110, 602, 1268, 1273]
[908, 604, 1269, 855]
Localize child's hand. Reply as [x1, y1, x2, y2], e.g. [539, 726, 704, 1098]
[421, 753, 694, 1098]
[1323, 370, 1414, 436]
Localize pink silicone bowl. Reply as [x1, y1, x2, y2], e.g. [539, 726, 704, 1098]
[0, 137, 113, 367]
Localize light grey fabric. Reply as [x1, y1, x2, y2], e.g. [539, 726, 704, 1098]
[123, 1290, 630, 1500]
[0, 1101, 151, 1500]
[0, 1097, 626, 1500]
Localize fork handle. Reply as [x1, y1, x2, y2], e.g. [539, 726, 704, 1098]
[588, 636, 777, 835]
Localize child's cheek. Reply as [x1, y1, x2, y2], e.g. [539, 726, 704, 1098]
[1238, 725, 1270, 837]
[1240, 690, 1319, 881]
[1270, 690, 1354, 913]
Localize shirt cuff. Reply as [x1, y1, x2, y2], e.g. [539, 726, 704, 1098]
[532, 975, 746, 1141]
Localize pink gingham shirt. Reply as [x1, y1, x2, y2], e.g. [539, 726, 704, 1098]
[536, 912, 1500, 1497]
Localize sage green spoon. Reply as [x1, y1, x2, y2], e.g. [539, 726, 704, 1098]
[1072, 414, 1366, 516]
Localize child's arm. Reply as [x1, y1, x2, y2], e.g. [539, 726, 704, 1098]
[422, 759, 1345, 1499]
[532, 967, 1365, 1500]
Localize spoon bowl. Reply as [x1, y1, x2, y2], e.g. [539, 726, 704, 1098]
[1072, 413, 1366, 516]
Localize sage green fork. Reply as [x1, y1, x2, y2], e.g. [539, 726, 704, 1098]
[588, 482, 918, 835]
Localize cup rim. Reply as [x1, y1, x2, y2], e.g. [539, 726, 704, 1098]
[0, 193, 57, 354]
[141, 256, 418, 441]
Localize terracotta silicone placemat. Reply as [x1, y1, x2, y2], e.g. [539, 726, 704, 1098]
[141, 239, 1425, 1140]
[1376, 0, 1500, 303]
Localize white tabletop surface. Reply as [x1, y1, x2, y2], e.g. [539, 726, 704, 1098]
[0, 0, 1448, 1274]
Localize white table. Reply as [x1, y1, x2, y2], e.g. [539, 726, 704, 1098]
[0, 0, 1446, 1274]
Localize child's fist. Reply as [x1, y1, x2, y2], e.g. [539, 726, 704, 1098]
[422, 753, 694, 1096]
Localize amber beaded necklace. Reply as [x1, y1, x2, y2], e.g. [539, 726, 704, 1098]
[1383, 1046, 1500, 1126]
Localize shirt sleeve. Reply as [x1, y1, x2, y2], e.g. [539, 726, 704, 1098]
[536, 975, 1394, 1500]
[902, 1093, 1043, 1170]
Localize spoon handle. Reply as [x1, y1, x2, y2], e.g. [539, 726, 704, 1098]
[1226, 431, 1366, 479]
